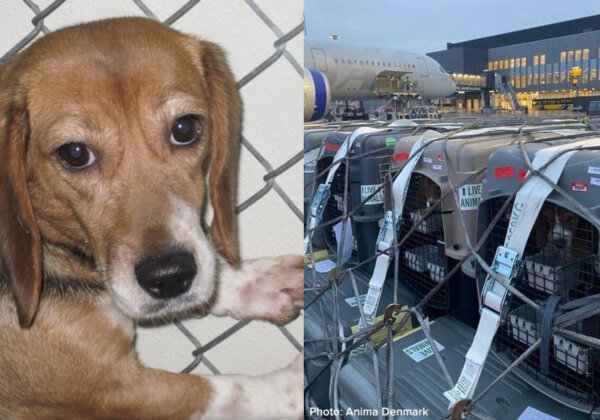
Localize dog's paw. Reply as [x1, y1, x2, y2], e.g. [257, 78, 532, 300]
[270, 352, 304, 420]
[238, 255, 303, 325]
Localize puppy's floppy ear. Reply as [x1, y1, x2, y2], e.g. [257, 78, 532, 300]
[0, 63, 43, 328]
[196, 41, 242, 265]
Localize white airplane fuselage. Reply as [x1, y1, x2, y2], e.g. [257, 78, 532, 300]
[305, 40, 456, 101]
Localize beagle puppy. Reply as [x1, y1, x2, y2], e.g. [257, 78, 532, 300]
[0, 17, 302, 419]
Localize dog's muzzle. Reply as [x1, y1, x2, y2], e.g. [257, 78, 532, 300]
[134, 250, 197, 299]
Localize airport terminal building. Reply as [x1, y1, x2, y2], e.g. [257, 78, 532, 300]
[428, 15, 600, 112]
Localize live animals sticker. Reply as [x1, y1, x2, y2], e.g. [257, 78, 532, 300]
[360, 184, 384, 205]
[459, 183, 482, 210]
[403, 338, 444, 362]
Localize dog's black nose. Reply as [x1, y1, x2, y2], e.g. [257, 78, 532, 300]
[553, 237, 567, 249]
[135, 251, 196, 299]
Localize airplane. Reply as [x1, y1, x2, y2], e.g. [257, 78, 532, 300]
[304, 39, 456, 121]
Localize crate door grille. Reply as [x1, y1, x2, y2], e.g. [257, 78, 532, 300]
[398, 173, 449, 308]
[322, 160, 358, 257]
[487, 197, 600, 403]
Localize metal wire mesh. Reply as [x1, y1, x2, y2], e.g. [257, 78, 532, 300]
[1, 0, 304, 376]
[304, 119, 600, 418]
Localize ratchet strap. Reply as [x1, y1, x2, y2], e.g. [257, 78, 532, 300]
[304, 127, 383, 254]
[353, 130, 444, 351]
[444, 138, 598, 405]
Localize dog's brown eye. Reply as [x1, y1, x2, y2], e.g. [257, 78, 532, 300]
[170, 114, 202, 146]
[57, 142, 96, 171]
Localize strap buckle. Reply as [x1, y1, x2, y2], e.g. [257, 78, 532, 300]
[482, 246, 520, 316]
[376, 210, 399, 252]
[309, 183, 331, 223]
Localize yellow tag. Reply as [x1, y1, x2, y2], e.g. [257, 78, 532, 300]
[304, 249, 329, 265]
[351, 306, 413, 347]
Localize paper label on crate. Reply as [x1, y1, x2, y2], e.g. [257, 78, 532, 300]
[459, 183, 482, 211]
[394, 152, 409, 161]
[517, 407, 559, 420]
[591, 177, 600, 186]
[571, 181, 588, 192]
[345, 294, 367, 307]
[433, 164, 443, 171]
[324, 142, 340, 152]
[494, 165, 514, 178]
[518, 169, 528, 182]
[304, 148, 318, 173]
[361, 184, 384, 205]
[588, 166, 600, 175]
[403, 338, 445, 362]
[423, 157, 432, 164]
[333, 220, 354, 265]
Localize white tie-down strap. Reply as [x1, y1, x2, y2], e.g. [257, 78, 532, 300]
[354, 130, 444, 348]
[304, 127, 384, 254]
[444, 138, 600, 405]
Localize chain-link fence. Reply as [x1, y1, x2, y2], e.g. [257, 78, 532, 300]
[304, 117, 600, 419]
[1, 0, 304, 377]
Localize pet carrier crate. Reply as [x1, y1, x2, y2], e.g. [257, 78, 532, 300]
[336, 315, 589, 419]
[303, 264, 419, 410]
[476, 136, 600, 413]
[387, 127, 589, 324]
[304, 121, 385, 221]
[312, 124, 434, 270]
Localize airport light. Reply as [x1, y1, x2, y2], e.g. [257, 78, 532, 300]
[329, 34, 341, 40]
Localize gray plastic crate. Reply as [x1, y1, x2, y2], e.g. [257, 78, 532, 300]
[478, 134, 600, 411]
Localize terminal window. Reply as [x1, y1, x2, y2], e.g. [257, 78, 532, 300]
[521, 57, 526, 67]
[583, 48, 589, 60]
[560, 51, 566, 62]
[533, 55, 539, 66]
[575, 49, 581, 63]
[540, 54, 545, 65]
[515, 58, 521, 67]
[568, 50, 574, 62]
[504, 59, 508, 68]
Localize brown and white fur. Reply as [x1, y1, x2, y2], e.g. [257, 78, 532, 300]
[0, 17, 302, 419]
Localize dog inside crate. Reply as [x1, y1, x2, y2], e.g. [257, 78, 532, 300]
[488, 198, 600, 403]
[399, 173, 449, 307]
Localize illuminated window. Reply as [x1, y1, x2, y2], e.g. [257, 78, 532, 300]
[493, 61, 498, 70]
[560, 70, 566, 83]
[592, 67, 598, 81]
[521, 74, 526, 87]
[583, 48, 589, 60]
[540, 54, 545, 65]
[504, 59, 509, 69]
[510, 58, 515, 68]
[575, 49, 581, 62]
[540, 71, 545, 84]
[560, 51, 566, 62]
[515, 76, 520, 88]
[499, 60, 504, 70]
[568, 50, 574, 62]
[522, 57, 526, 66]
[533, 55, 539, 66]
[583, 68, 589, 83]
[515, 58, 521, 67]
